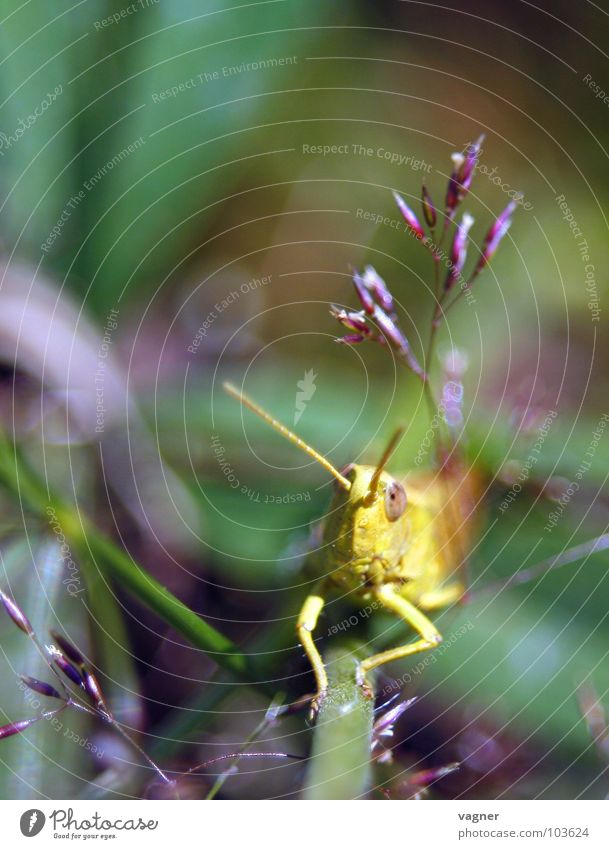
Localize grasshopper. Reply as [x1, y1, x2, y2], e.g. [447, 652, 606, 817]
[224, 381, 479, 712]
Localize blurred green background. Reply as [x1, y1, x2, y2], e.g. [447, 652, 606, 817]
[0, 0, 608, 800]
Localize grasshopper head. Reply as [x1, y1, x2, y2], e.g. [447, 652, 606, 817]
[323, 462, 410, 586]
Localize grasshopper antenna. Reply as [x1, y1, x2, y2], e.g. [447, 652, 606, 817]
[366, 427, 404, 501]
[223, 382, 352, 491]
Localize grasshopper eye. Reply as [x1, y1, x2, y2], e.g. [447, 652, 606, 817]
[384, 481, 407, 521]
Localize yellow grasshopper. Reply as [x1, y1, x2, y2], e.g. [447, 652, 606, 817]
[224, 381, 480, 712]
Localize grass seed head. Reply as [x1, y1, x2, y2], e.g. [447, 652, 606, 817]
[0, 590, 34, 635]
[20, 676, 63, 700]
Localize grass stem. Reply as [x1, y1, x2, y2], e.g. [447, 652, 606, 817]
[303, 646, 374, 799]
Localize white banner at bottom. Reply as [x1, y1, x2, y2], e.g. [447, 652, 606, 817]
[0, 799, 606, 848]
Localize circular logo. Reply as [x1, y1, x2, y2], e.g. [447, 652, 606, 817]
[19, 810, 46, 837]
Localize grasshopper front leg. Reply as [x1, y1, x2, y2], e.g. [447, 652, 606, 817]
[296, 587, 328, 716]
[359, 586, 442, 677]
